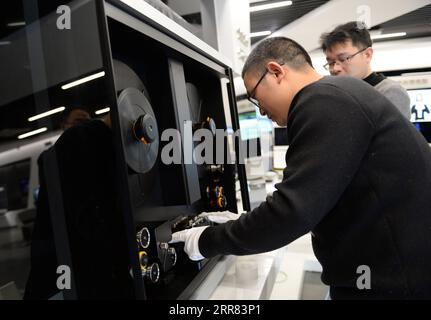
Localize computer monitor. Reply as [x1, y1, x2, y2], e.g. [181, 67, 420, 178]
[238, 104, 274, 141]
[239, 110, 259, 140]
[408, 88, 431, 142]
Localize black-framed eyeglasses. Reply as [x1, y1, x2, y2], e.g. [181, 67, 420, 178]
[323, 47, 369, 70]
[247, 69, 268, 109]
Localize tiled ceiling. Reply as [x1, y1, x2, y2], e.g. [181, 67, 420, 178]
[250, 1, 431, 44]
[179, 0, 431, 45]
[250, 0, 330, 44]
[370, 4, 431, 42]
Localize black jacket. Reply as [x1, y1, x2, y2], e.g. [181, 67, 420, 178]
[199, 76, 431, 299]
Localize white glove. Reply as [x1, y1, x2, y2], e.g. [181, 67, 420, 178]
[170, 226, 208, 261]
[198, 210, 242, 224]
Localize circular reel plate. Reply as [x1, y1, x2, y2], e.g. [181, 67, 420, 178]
[118, 87, 159, 174]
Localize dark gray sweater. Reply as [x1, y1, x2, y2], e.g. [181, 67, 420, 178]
[199, 76, 431, 299]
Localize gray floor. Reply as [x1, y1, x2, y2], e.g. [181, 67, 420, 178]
[0, 227, 31, 299]
[301, 271, 329, 300]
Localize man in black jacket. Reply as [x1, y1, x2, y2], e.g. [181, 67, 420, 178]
[172, 37, 431, 299]
[24, 117, 133, 299]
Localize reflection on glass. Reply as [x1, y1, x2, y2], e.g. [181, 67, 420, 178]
[28, 106, 66, 122]
[0, 0, 113, 299]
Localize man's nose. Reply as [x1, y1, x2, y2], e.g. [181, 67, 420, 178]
[331, 63, 343, 74]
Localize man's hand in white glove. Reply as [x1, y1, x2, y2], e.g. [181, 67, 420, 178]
[198, 210, 242, 224]
[170, 226, 208, 261]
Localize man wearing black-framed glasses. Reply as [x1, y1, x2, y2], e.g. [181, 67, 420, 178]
[322, 46, 369, 72]
[320, 21, 410, 119]
[172, 36, 431, 300]
[247, 69, 268, 110]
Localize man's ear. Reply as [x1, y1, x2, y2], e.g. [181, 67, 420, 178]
[266, 61, 285, 82]
[365, 47, 373, 62]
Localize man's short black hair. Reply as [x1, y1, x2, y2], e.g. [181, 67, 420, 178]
[242, 37, 313, 78]
[320, 21, 372, 52]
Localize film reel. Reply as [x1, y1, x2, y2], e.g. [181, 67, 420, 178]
[117, 87, 159, 174]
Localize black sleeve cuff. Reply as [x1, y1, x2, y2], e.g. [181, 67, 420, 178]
[198, 225, 221, 258]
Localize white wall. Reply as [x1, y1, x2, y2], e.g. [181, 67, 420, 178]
[201, 0, 250, 74]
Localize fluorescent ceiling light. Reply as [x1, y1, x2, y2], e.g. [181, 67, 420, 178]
[371, 32, 407, 40]
[401, 71, 431, 76]
[28, 106, 66, 122]
[18, 127, 47, 140]
[95, 107, 110, 115]
[0, 41, 11, 46]
[7, 21, 26, 27]
[61, 71, 105, 90]
[250, 31, 272, 38]
[250, 1, 292, 12]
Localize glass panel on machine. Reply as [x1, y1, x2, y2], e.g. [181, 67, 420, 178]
[0, 0, 125, 299]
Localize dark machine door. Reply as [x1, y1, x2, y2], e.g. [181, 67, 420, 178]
[0, 0, 141, 299]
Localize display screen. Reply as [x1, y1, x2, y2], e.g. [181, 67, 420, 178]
[409, 89, 431, 123]
[408, 88, 431, 142]
[239, 111, 259, 140]
[239, 108, 273, 141]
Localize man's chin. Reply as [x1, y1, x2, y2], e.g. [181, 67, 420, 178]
[275, 119, 287, 126]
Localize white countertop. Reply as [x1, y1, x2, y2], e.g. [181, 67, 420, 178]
[209, 248, 285, 300]
[191, 173, 323, 300]
[191, 247, 286, 300]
